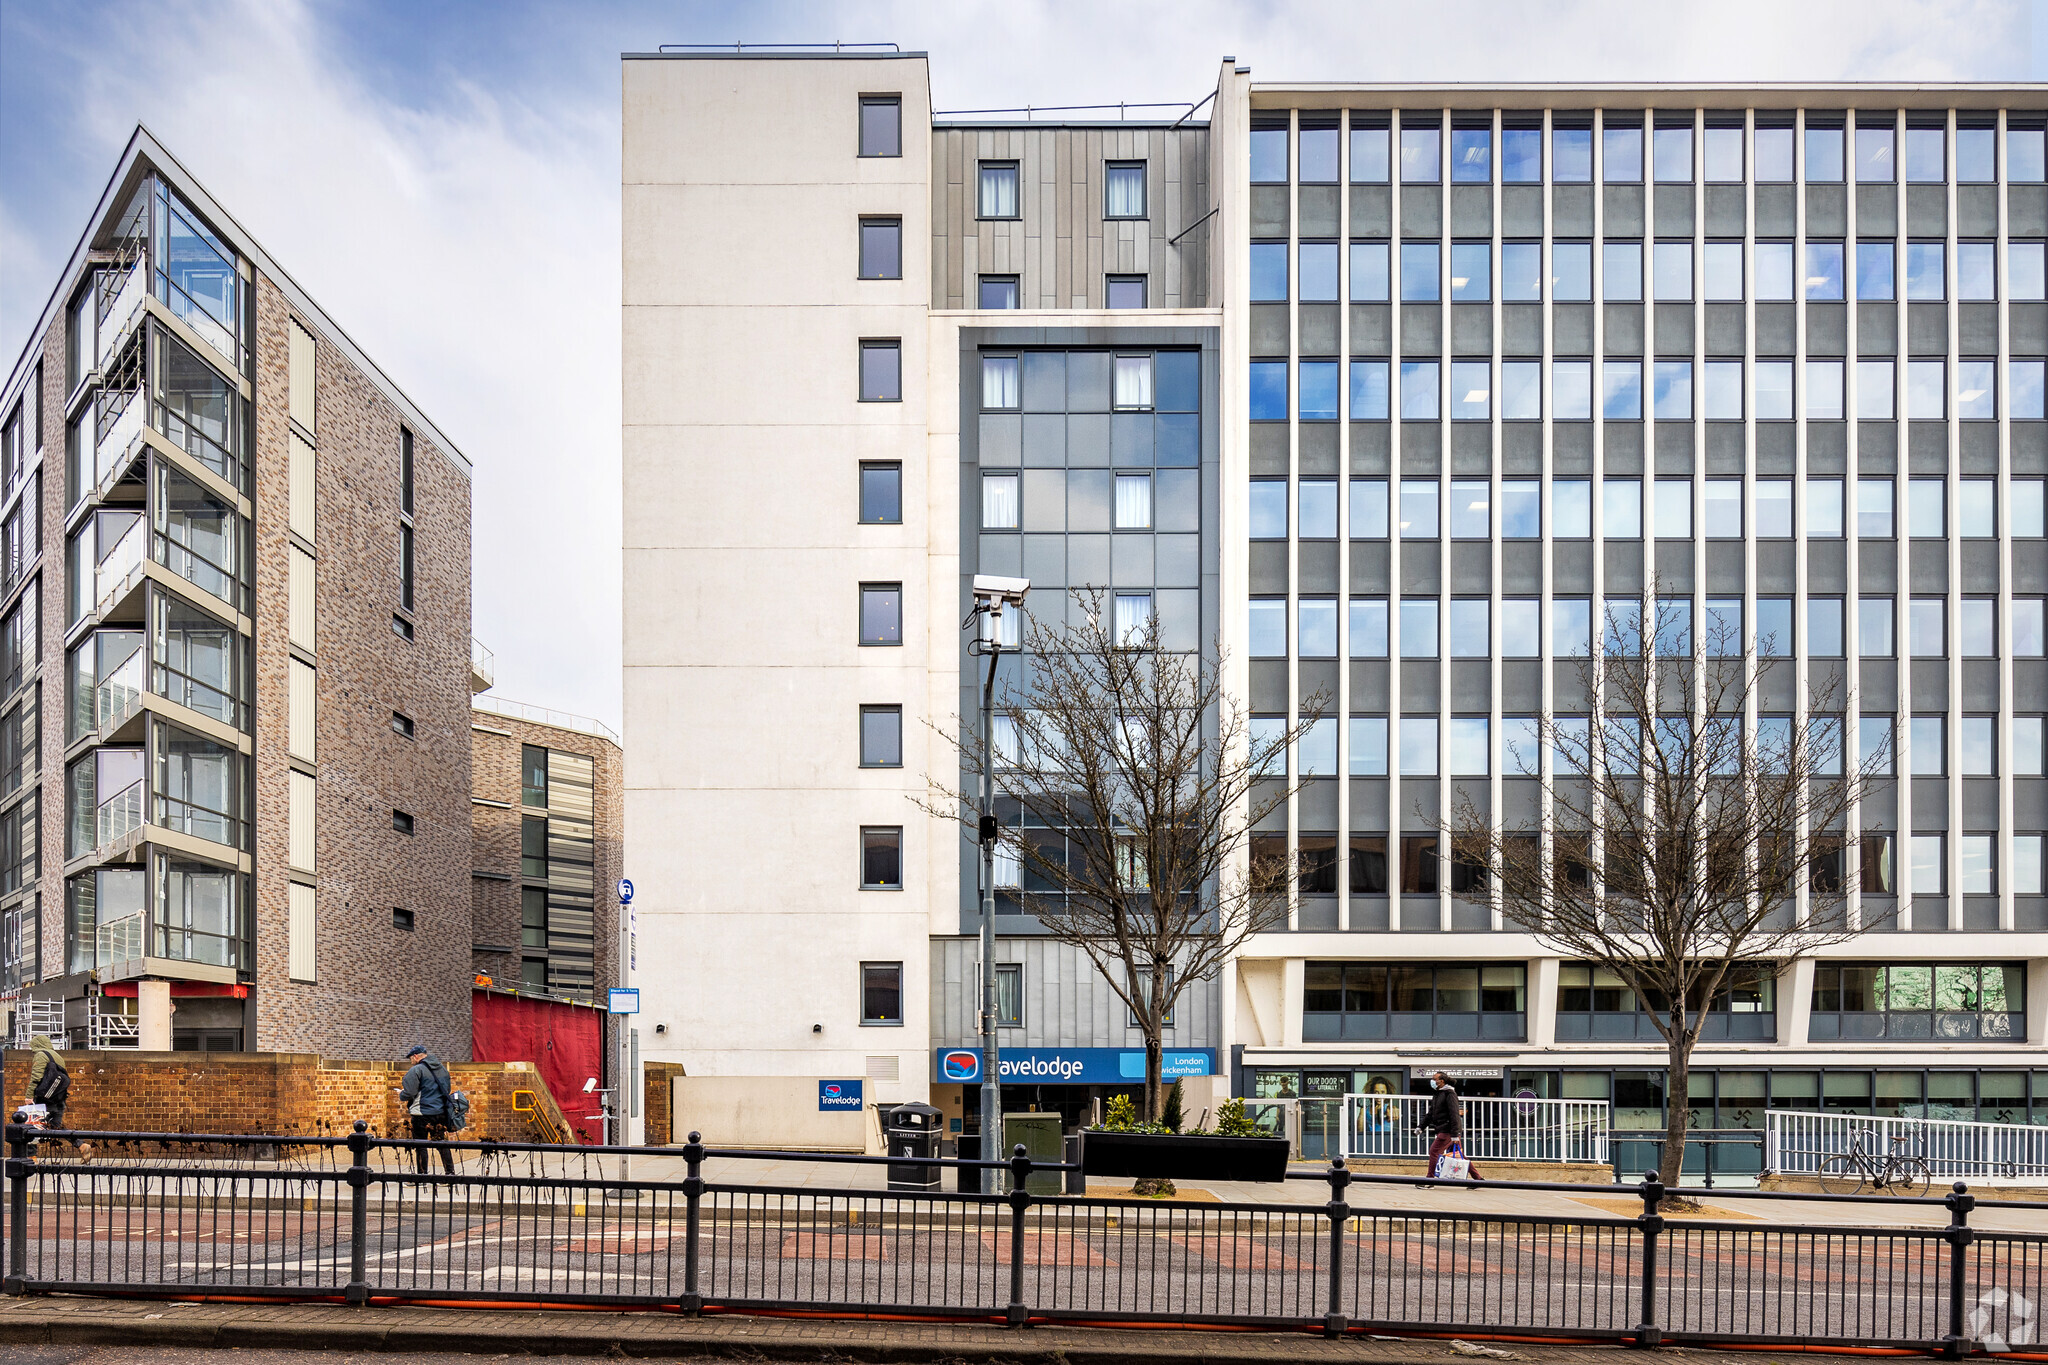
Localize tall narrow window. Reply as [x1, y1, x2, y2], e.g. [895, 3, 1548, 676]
[1105, 162, 1147, 218]
[397, 523, 414, 614]
[521, 744, 548, 807]
[400, 428, 414, 517]
[859, 341, 901, 402]
[978, 163, 1019, 219]
[860, 705, 902, 768]
[982, 473, 1019, 529]
[859, 462, 901, 524]
[858, 95, 901, 158]
[858, 218, 902, 279]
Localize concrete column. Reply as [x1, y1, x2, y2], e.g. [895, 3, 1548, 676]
[1280, 958, 1306, 1047]
[1780, 958, 1815, 1047]
[138, 981, 172, 1051]
[2026, 960, 2048, 1049]
[1527, 956, 1562, 1045]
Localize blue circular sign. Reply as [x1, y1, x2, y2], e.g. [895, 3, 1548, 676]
[618, 878, 634, 903]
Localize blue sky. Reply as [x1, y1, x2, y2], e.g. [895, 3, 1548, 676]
[0, 0, 2038, 729]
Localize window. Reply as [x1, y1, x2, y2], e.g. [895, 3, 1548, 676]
[994, 962, 1024, 1027]
[978, 276, 1019, 310]
[1500, 124, 1541, 182]
[1603, 360, 1643, 419]
[392, 809, 414, 835]
[1105, 161, 1146, 218]
[1552, 242, 1592, 301]
[1351, 360, 1389, 419]
[861, 961, 902, 1022]
[1450, 716, 1489, 775]
[1905, 241, 1945, 301]
[1805, 360, 1844, 419]
[1858, 478, 1895, 538]
[1450, 126, 1490, 182]
[1553, 124, 1592, 182]
[1250, 120, 1287, 183]
[1350, 479, 1388, 538]
[859, 340, 901, 402]
[521, 744, 548, 808]
[1250, 242, 1287, 301]
[859, 96, 901, 158]
[1301, 360, 1339, 420]
[1449, 480, 1489, 537]
[978, 162, 1019, 219]
[1960, 716, 1995, 776]
[1703, 124, 1743, 181]
[1809, 963, 2027, 1042]
[2017, 360, 2048, 419]
[1114, 473, 1152, 530]
[1959, 242, 1997, 301]
[1604, 122, 1643, 181]
[1653, 242, 1692, 301]
[2021, 600, 2048, 656]
[1553, 599, 1592, 657]
[1351, 121, 1390, 182]
[1859, 597, 1895, 657]
[396, 524, 415, 614]
[1450, 242, 1490, 301]
[1653, 360, 1692, 419]
[1909, 835, 1944, 893]
[1958, 360, 1996, 420]
[1756, 241, 1794, 300]
[1300, 121, 1339, 182]
[1349, 597, 1388, 657]
[1909, 598, 1945, 657]
[1296, 479, 1336, 538]
[860, 705, 902, 767]
[392, 907, 415, 932]
[861, 830, 901, 890]
[1500, 242, 1541, 301]
[1298, 599, 1336, 657]
[1297, 241, 1339, 301]
[1702, 241, 1743, 300]
[860, 462, 902, 524]
[1501, 361, 1541, 420]
[860, 584, 901, 645]
[1399, 715, 1438, 775]
[1557, 963, 1777, 1042]
[1806, 121, 1845, 181]
[1751, 123, 1794, 181]
[2016, 481, 2047, 537]
[391, 710, 414, 739]
[1399, 480, 1437, 537]
[1450, 362, 1490, 420]
[1303, 962, 1527, 1041]
[1112, 355, 1153, 411]
[1349, 716, 1388, 776]
[1501, 716, 1540, 774]
[2017, 835, 2045, 895]
[1910, 715, 1947, 775]
[1400, 361, 1439, 419]
[1500, 481, 1541, 538]
[1501, 600, 1540, 657]
[2016, 716, 2045, 776]
[982, 473, 1019, 529]
[1653, 479, 1691, 537]
[1249, 480, 1287, 539]
[1400, 125, 1440, 182]
[1603, 242, 1642, 301]
[1752, 359, 1792, 419]
[1604, 480, 1641, 538]
[1908, 479, 1944, 537]
[1106, 275, 1147, 309]
[1449, 599, 1488, 658]
[391, 613, 412, 641]
[858, 218, 901, 279]
[1857, 240, 1896, 301]
[1248, 599, 1286, 657]
[1351, 242, 1390, 302]
[1401, 243, 1440, 301]
[1653, 124, 1692, 182]
[1251, 362, 1285, 421]
[1809, 598, 1845, 656]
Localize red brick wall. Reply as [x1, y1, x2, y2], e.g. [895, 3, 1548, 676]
[644, 1061, 686, 1145]
[250, 272, 474, 1059]
[1, 1048, 557, 1143]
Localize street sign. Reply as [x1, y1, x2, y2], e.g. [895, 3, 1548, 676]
[818, 1079, 864, 1111]
[608, 987, 640, 1014]
[618, 878, 634, 903]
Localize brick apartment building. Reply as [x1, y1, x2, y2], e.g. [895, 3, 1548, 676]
[0, 127, 478, 1057]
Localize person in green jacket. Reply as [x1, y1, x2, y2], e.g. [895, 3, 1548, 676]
[25, 1034, 69, 1131]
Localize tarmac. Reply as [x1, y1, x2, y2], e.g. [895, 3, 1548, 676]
[0, 1293, 1982, 1364]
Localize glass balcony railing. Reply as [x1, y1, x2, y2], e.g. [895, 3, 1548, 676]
[93, 520, 145, 616]
[97, 649, 145, 733]
[95, 911, 144, 969]
[97, 262, 146, 369]
[96, 779, 144, 847]
[96, 393, 144, 488]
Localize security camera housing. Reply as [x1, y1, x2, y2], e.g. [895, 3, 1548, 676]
[971, 573, 1029, 606]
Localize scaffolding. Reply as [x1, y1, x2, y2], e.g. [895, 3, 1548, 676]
[88, 998, 139, 1049]
[9, 999, 66, 1049]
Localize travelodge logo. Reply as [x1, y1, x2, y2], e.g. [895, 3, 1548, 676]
[942, 1050, 981, 1081]
[823, 1083, 845, 1098]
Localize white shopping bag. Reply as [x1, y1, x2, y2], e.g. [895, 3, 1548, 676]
[1434, 1140, 1471, 1180]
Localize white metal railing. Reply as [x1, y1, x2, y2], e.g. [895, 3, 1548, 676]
[1765, 1109, 2048, 1186]
[97, 261, 146, 367]
[1342, 1094, 1612, 1165]
[472, 693, 620, 746]
[9, 998, 66, 1049]
[88, 998, 139, 1049]
[95, 911, 145, 970]
[96, 779, 144, 847]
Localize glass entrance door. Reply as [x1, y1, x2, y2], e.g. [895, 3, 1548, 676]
[1301, 1070, 1350, 1158]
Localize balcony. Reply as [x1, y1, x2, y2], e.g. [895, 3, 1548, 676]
[96, 260, 147, 371]
[97, 778, 144, 848]
[95, 910, 145, 975]
[470, 636, 495, 694]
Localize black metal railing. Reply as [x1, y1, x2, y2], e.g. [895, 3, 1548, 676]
[2, 1119, 2042, 1352]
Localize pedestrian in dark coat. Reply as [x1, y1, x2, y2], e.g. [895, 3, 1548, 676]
[1419, 1071, 1485, 1181]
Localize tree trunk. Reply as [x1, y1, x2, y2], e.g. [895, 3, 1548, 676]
[1144, 1033, 1164, 1122]
[1661, 1023, 1693, 1195]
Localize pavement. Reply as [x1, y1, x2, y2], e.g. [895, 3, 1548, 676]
[0, 1295, 1971, 1364]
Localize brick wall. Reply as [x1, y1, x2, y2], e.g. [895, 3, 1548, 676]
[250, 272, 474, 1059]
[469, 712, 622, 998]
[643, 1060, 686, 1145]
[1, 1048, 558, 1143]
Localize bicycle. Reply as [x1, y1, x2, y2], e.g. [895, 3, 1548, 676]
[1818, 1127, 1933, 1196]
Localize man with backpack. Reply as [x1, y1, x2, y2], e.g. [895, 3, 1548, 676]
[1417, 1071, 1485, 1182]
[25, 1034, 69, 1134]
[398, 1045, 457, 1175]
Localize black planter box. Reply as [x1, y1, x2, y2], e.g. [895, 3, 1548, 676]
[1079, 1130, 1291, 1183]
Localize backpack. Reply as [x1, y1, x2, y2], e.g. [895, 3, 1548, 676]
[32, 1062, 69, 1108]
[446, 1089, 471, 1133]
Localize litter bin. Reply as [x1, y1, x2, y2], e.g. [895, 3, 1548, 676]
[884, 1101, 943, 1191]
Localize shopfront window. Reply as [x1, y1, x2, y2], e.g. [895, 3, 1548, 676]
[1809, 962, 2025, 1041]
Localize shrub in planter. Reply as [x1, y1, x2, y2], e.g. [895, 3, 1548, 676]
[1083, 1095, 1289, 1183]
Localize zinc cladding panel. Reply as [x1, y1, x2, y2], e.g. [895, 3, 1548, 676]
[288, 657, 316, 761]
[287, 881, 316, 982]
[289, 430, 316, 543]
[289, 769, 316, 872]
[288, 546, 316, 651]
[287, 319, 316, 435]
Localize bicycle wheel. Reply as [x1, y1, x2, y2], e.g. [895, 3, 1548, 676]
[1886, 1157, 1932, 1197]
[1819, 1154, 1867, 1195]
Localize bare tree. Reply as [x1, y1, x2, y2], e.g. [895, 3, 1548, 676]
[1444, 587, 1887, 1194]
[928, 588, 1323, 1121]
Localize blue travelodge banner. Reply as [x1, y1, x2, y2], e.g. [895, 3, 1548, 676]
[818, 1079, 864, 1111]
[934, 1047, 1215, 1085]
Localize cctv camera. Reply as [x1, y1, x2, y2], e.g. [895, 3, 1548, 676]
[653, 1022, 667, 1035]
[971, 574, 1030, 607]
[582, 1077, 597, 1093]
[812, 1023, 823, 1034]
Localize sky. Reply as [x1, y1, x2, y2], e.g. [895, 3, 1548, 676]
[1, 0, 2043, 731]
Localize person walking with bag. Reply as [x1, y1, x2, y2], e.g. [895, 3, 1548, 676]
[397, 1045, 457, 1175]
[1418, 1071, 1484, 1182]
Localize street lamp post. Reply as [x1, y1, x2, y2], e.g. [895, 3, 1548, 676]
[967, 575, 1027, 1195]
